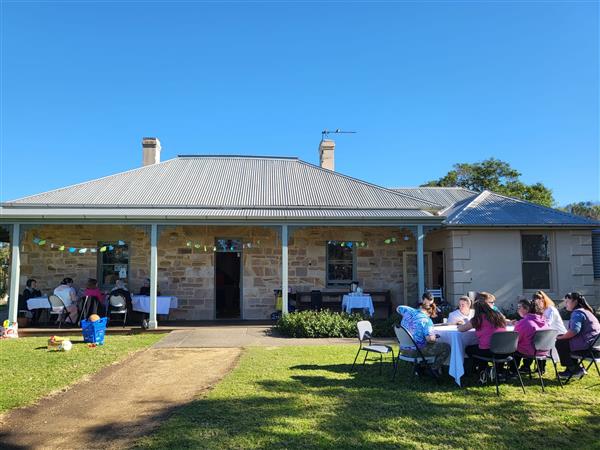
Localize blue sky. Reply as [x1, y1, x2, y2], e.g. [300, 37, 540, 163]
[1, 1, 598, 205]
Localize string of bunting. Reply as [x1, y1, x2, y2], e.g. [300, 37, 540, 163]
[32, 237, 126, 254]
[184, 239, 262, 252]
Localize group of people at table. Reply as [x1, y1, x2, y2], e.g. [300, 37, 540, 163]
[20, 277, 159, 325]
[397, 290, 600, 381]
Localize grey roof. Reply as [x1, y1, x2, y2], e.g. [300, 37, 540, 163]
[4, 156, 440, 210]
[441, 190, 600, 227]
[391, 187, 477, 207]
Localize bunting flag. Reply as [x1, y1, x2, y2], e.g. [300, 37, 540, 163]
[32, 237, 126, 254]
[327, 240, 368, 248]
[184, 238, 262, 252]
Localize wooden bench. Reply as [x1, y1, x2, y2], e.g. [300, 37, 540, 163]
[294, 290, 393, 317]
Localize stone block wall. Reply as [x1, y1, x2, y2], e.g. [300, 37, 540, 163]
[17, 224, 426, 320]
[19, 225, 149, 294]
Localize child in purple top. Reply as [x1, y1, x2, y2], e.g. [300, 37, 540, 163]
[512, 298, 549, 374]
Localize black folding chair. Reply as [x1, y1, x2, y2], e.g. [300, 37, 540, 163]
[471, 331, 525, 396]
[310, 290, 322, 310]
[530, 329, 563, 391]
[107, 295, 128, 327]
[567, 334, 600, 382]
[392, 324, 438, 381]
[351, 320, 395, 374]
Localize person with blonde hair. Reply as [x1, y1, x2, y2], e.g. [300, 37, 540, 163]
[532, 290, 566, 335]
[447, 296, 474, 325]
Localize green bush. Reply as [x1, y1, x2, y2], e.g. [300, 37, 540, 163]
[274, 310, 398, 338]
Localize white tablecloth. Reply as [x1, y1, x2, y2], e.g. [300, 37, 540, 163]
[27, 297, 50, 310]
[342, 294, 374, 316]
[435, 325, 479, 386]
[132, 295, 178, 315]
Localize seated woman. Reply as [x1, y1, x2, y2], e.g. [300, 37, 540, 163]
[53, 278, 79, 324]
[447, 296, 474, 325]
[20, 278, 43, 321]
[512, 298, 549, 373]
[138, 278, 161, 296]
[83, 278, 106, 317]
[397, 296, 451, 376]
[458, 292, 508, 376]
[533, 290, 567, 335]
[555, 292, 600, 379]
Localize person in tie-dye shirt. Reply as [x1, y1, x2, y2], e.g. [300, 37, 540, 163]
[396, 296, 450, 372]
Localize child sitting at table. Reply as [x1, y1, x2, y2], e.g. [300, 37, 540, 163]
[83, 278, 107, 317]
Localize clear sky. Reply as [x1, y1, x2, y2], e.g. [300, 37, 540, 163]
[1, 1, 598, 206]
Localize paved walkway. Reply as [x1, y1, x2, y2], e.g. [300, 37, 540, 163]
[152, 325, 396, 348]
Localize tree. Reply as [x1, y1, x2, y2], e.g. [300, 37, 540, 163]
[560, 202, 600, 220]
[422, 158, 555, 207]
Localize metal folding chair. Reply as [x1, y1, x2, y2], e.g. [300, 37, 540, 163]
[567, 334, 600, 382]
[47, 294, 75, 328]
[392, 324, 437, 381]
[107, 295, 128, 327]
[471, 331, 525, 396]
[531, 329, 563, 391]
[351, 320, 395, 374]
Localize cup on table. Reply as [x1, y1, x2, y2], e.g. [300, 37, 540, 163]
[443, 318, 448, 324]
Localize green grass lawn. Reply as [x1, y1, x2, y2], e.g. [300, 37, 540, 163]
[0, 333, 164, 413]
[135, 345, 600, 450]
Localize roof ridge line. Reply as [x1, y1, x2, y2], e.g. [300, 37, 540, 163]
[295, 160, 442, 208]
[444, 191, 487, 222]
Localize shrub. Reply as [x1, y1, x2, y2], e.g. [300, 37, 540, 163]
[275, 310, 398, 338]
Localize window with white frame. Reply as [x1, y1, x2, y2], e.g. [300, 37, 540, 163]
[326, 241, 355, 286]
[521, 233, 551, 289]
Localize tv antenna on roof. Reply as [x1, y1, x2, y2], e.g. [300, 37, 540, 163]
[321, 129, 357, 139]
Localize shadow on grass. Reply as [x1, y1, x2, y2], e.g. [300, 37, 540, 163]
[1, 354, 597, 450]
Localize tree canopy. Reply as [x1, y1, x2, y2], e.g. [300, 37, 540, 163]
[422, 158, 555, 207]
[560, 202, 600, 220]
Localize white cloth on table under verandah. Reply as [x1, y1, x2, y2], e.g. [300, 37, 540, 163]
[131, 295, 178, 314]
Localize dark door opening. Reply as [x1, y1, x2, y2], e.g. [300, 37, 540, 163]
[215, 252, 241, 319]
[431, 250, 445, 292]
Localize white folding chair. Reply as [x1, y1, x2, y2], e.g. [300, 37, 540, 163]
[351, 320, 395, 374]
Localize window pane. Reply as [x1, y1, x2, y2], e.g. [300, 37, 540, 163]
[521, 235, 550, 261]
[328, 263, 353, 283]
[522, 263, 550, 289]
[215, 239, 243, 252]
[327, 242, 354, 283]
[99, 242, 129, 288]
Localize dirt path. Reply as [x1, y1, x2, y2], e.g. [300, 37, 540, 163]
[0, 347, 242, 450]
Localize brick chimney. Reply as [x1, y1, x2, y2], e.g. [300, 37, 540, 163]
[319, 139, 335, 171]
[142, 137, 161, 166]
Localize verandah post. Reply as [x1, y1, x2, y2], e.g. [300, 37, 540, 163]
[149, 223, 158, 329]
[417, 224, 425, 300]
[281, 224, 288, 315]
[8, 223, 20, 324]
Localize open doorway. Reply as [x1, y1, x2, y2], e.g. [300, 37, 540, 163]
[215, 239, 242, 319]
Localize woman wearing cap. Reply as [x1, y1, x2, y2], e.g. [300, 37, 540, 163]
[447, 296, 474, 325]
[555, 292, 600, 379]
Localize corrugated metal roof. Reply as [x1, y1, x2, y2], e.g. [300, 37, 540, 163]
[442, 191, 600, 227]
[391, 187, 477, 207]
[0, 207, 433, 219]
[4, 156, 441, 210]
